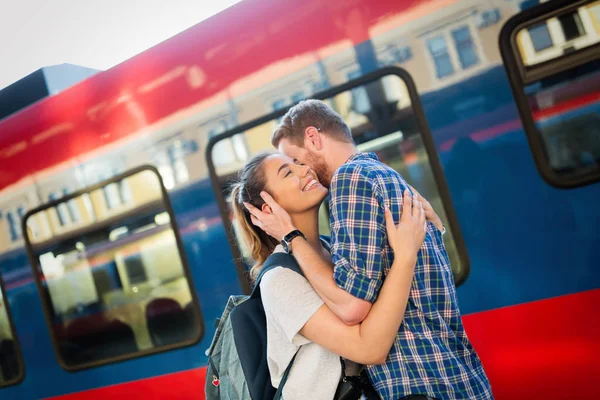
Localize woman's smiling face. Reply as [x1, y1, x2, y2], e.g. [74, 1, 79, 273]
[261, 153, 328, 215]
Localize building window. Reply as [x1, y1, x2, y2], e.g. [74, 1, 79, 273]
[168, 141, 190, 185]
[118, 180, 132, 204]
[49, 192, 72, 226]
[291, 91, 305, 104]
[528, 22, 553, 52]
[558, 11, 586, 41]
[427, 36, 454, 78]
[477, 8, 501, 28]
[208, 120, 248, 167]
[380, 44, 413, 66]
[272, 99, 287, 123]
[347, 70, 371, 113]
[273, 91, 306, 121]
[155, 138, 198, 189]
[395, 46, 413, 63]
[62, 189, 80, 223]
[2, 206, 30, 242]
[102, 183, 121, 210]
[272, 99, 286, 111]
[6, 210, 19, 242]
[452, 26, 480, 69]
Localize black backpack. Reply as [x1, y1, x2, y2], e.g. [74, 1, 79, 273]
[205, 252, 303, 400]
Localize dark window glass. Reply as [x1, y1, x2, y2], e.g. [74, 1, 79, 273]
[559, 11, 585, 41]
[525, 59, 600, 179]
[0, 276, 24, 386]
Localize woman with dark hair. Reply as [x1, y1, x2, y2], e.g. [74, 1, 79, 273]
[230, 152, 431, 400]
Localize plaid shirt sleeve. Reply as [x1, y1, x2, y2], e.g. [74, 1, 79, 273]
[330, 163, 386, 303]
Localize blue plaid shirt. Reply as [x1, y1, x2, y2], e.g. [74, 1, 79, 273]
[329, 153, 493, 400]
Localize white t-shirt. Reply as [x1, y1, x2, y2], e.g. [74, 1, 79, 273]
[260, 265, 342, 400]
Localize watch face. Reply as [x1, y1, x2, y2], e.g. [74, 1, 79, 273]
[281, 240, 290, 253]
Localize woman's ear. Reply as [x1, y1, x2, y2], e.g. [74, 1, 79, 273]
[261, 204, 273, 214]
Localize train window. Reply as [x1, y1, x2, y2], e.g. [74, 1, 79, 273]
[207, 68, 470, 287]
[23, 166, 203, 371]
[0, 275, 24, 386]
[501, 0, 600, 187]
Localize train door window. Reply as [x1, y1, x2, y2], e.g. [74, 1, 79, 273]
[501, 0, 600, 187]
[23, 166, 203, 370]
[0, 275, 24, 386]
[207, 68, 470, 286]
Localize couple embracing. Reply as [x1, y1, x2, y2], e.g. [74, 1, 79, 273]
[230, 100, 492, 400]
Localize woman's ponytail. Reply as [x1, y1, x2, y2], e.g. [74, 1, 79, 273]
[229, 153, 278, 281]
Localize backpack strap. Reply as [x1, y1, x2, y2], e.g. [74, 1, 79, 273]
[251, 252, 304, 298]
[319, 235, 331, 252]
[253, 237, 331, 297]
[252, 241, 331, 398]
[273, 352, 298, 400]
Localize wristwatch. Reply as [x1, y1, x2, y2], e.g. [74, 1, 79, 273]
[281, 230, 306, 254]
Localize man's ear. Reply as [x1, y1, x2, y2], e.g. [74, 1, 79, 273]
[304, 126, 324, 151]
[261, 203, 273, 214]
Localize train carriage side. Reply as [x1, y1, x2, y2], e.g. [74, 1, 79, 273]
[0, 0, 599, 399]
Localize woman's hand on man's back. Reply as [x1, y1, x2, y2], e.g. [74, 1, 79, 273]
[384, 189, 426, 258]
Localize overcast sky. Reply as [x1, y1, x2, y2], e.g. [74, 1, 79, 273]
[0, 0, 242, 90]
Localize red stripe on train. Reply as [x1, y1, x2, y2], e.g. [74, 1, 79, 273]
[47, 367, 208, 400]
[463, 288, 600, 400]
[47, 289, 600, 400]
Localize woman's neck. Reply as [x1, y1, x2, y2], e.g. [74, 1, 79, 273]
[290, 210, 322, 250]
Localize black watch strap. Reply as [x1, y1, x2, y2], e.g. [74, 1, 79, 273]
[281, 230, 306, 254]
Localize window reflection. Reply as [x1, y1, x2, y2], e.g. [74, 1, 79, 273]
[427, 36, 454, 78]
[525, 59, 600, 178]
[452, 26, 479, 69]
[25, 167, 203, 369]
[517, 4, 600, 66]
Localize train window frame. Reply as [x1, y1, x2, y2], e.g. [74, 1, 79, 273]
[206, 66, 471, 293]
[0, 273, 25, 387]
[500, 0, 600, 188]
[21, 165, 204, 372]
